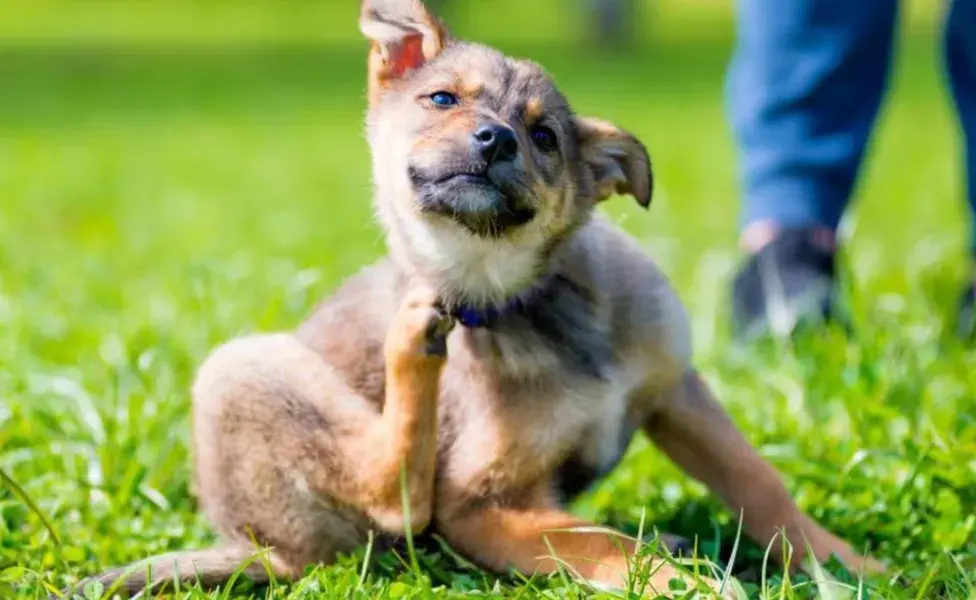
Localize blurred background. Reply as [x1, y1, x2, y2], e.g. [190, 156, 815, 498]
[0, 0, 961, 349]
[2, 1, 974, 593]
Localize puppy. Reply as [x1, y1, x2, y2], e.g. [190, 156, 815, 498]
[69, 0, 883, 597]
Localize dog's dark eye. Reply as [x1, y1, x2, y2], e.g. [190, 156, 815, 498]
[430, 91, 458, 108]
[530, 126, 558, 152]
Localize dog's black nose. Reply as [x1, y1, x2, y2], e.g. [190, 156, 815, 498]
[472, 124, 518, 164]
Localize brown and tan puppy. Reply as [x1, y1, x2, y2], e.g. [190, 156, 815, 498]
[68, 1, 884, 597]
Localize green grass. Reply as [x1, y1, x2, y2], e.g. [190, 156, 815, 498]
[1, 1, 974, 598]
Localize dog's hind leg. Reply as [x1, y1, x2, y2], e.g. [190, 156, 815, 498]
[68, 285, 453, 597]
[644, 369, 885, 574]
[436, 490, 732, 599]
[191, 284, 454, 550]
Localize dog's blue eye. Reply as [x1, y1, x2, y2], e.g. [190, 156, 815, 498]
[430, 91, 458, 107]
[531, 125, 558, 152]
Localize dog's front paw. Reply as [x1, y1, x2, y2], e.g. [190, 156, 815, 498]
[386, 284, 456, 361]
[803, 525, 887, 577]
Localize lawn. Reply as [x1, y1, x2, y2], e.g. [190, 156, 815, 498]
[1, 0, 974, 598]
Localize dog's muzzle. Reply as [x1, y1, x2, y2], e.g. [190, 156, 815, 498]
[409, 167, 536, 237]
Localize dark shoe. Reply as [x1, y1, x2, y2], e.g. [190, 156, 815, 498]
[731, 228, 838, 341]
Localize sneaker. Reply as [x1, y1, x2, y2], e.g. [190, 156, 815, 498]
[731, 228, 838, 341]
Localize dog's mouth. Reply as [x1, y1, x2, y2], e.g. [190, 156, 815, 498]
[432, 172, 491, 186]
[409, 167, 536, 237]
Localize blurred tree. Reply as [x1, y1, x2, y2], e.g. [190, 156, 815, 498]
[425, 0, 641, 48]
[588, 0, 637, 46]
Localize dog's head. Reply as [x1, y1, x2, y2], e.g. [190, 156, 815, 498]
[361, 0, 652, 307]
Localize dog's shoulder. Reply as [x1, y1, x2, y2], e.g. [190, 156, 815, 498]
[295, 258, 406, 402]
[571, 215, 692, 388]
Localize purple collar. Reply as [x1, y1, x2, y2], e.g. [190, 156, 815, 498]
[452, 295, 526, 328]
[449, 273, 556, 328]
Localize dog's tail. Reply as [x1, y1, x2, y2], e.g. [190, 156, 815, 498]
[59, 545, 286, 598]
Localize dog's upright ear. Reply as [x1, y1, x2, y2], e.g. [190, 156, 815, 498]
[574, 117, 653, 208]
[360, 0, 450, 102]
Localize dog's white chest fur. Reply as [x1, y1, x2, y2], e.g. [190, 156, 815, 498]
[394, 212, 547, 307]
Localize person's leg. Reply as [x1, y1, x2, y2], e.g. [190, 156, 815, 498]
[726, 0, 899, 339]
[945, 0, 976, 247]
[943, 0, 976, 335]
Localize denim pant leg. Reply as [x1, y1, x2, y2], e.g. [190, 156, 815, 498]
[727, 0, 899, 232]
[945, 0, 976, 250]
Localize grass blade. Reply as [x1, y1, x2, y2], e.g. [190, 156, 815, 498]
[0, 467, 62, 548]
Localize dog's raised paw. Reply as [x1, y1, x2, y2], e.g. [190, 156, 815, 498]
[387, 284, 457, 360]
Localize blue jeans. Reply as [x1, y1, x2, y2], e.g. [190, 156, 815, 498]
[727, 0, 976, 243]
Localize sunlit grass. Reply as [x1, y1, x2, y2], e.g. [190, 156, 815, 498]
[1, 1, 973, 598]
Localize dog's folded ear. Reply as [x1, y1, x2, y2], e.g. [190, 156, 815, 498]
[574, 117, 653, 208]
[360, 0, 450, 97]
